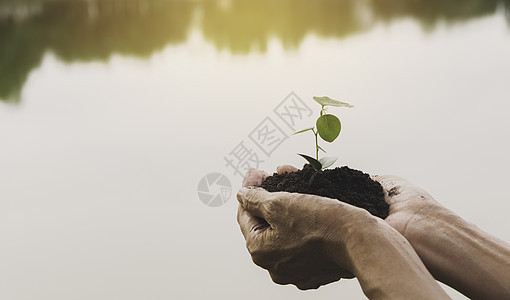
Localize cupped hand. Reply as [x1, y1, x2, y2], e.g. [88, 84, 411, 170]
[237, 169, 377, 290]
[370, 175, 448, 242]
[268, 165, 447, 242]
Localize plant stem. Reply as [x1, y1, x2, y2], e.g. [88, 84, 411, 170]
[313, 128, 319, 160]
[315, 105, 325, 160]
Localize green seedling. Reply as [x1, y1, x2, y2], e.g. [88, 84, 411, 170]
[294, 96, 353, 171]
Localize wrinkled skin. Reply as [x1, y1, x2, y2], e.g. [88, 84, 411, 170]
[238, 166, 510, 299]
[237, 168, 375, 290]
[237, 167, 435, 291]
[371, 175, 445, 242]
[250, 166, 445, 251]
[373, 174, 510, 299]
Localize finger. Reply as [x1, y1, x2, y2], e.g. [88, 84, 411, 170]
[270, 272, 295, 286]
[371, 174, 407, 192]
[372, 175, 436, 207]
[276, 165, 298, 174]
[296, 280, 322, 290]
[370, 174, 409, 202]
[242, 169, 269, 187]
[296, 274, 343, 290]
[237, 205, 269, 239]
[237, 187, 273, 220]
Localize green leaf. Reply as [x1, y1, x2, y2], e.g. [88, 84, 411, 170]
[293, 127, 314, 135]
[313, 96, 354, 108]
[298, 154, 322, 171]
[319, 157, 337, 169]
[316, 114, 341, 143]
[317, 145, 327, 153]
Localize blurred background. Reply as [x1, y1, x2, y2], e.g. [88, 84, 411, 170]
[1, 0, 510, 299]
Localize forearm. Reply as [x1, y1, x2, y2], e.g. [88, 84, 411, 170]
[338, 217, 450, 300]
[409, 209, 510, 299]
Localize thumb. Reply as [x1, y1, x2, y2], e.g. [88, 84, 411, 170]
[242, 169, 269, 187]
[237, 187, 273, 220]
[276, 165, 298, 174]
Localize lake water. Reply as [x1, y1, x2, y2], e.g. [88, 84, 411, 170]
[1, 1, 510, 299]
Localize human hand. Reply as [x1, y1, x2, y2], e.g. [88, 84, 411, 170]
[372, 175, 510, 299]
[237, 169, 377, 290]
[237, 168, 450, 298]
[370, 175, 448, 241]
[266, 166, 448, 242]
[258, 166, 447, 272]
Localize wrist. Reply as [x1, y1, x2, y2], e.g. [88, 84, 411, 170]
[398, 200, 456, 243]
[404, 207, 510, 299]
[402, 202, 459, 250]
[342, 217, 399, 275]
[336, 216, 449, 299]
[321, 207, 380, 271]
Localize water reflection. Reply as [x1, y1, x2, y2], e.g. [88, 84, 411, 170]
[0, 0, 194, 103]
[1, 0, 509, 103]
[200, 0, 367, 53]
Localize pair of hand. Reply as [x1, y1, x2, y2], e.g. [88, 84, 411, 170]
[237, 165, 440, 290]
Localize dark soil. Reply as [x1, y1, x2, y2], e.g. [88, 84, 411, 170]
[261, 164, 389, 219]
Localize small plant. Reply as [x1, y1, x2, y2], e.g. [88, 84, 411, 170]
[294, 96, 353, 171]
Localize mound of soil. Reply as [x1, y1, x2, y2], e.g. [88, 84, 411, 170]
[261, 164, 389, 219]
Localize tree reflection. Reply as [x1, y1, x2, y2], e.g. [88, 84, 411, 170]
[372, 0, 510, 30]
[1, 0, 509, 103]
[0, 0, 194, 103]
[200, 0, 365, 54]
